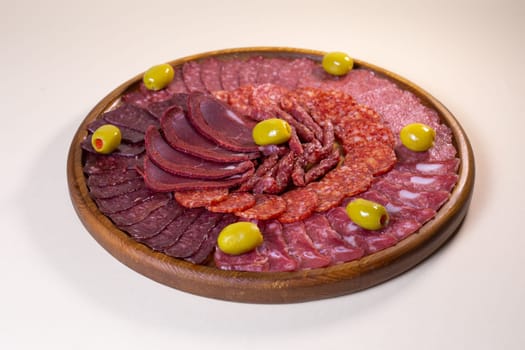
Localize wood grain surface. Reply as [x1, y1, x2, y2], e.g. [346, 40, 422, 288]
[67, 47, 475, 303]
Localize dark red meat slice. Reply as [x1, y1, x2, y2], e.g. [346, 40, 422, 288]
[123, 199, 184, 239]
[394, 158, 460, 175]
[164, 211, 224, 258]
[143, 156, 253, 192]
[260, 151, 295, 194]
[280, 96, 324, 138]
[200, 57, 223, 93]
[238, 153, 280, 192]
[182, 61, 206, 92]
[236, 194, 286, 220]
[83, 153, 140, 174]
[276, 58, 307, 89]
[120, 83, 173, 108]
[87, 168, 141, 187]
[259, 220, 298, 272]
[102, 104, 158, 133]
[186, 214, 238, 264]
[89, 178, 145, 199]
[81, 137, 145, 157]
[256, 58, 287, 84]
[166, 67, 189, 94]
[145, 126, 254, 179]
[95, 187, 156, 214]
[281, 221, 331, 269]
[187, 92, 259, 153]
[277, 188, 318, 224]
[303, 146, 341, 184]
[161, 106, 258, 162]
[379, 170, 459, 192]
[139, 208, 204, 251]
[371, 180, 451, 210]
[337, 118, 395, 150]
[220, 59, 242, 91]
[238, 56, 261, 86]
[146, 93, 190, 119]
[304, 213, 364, 264]
[344, 141, 397, 176]
[87, 119, 145, 144]
[108, 192, 171, 226]
[174, 188, 229, 208]
[207, 192, 256, 213]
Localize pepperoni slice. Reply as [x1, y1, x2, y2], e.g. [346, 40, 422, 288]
[236, 194, 286, 220]
[174, 188, 229, 208]
[277, 189, 318, 223]
[207, 192, 256, 213]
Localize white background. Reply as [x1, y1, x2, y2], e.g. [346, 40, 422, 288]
[1, 0, 524, 349]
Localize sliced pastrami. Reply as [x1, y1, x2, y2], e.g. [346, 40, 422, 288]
[143, 156, 253, 191]
[161, 106, 259, 162]
[164, 211, 224, 258]
[187, 92, 259, 153]
[145, 126, 254, 179]
[304, 213, 364, 264]
[102, 103, 158, 133]
[281, 221, 331, 269]
[123, 199, 184, 239]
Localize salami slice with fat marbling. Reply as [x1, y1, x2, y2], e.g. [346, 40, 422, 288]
[174, 188, 230, 208]
[235, 194, 286, 220]
[277, 188, 318, 223]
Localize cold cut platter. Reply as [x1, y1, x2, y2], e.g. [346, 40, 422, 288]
[67, 47, 474, 303]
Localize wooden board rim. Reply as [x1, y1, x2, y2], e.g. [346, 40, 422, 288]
[67, 47, 475, 303]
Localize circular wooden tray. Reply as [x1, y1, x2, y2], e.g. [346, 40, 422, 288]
[67, 47, 475, 303]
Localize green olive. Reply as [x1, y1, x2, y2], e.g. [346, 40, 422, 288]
[252, 118, 292, 146]
[91, 124, 122, 154]
[143, 63, 175, 91]
[346, 198, 389, 230]
[217, 222, 263, 255]
[322, 51, 354, 76]
[400, 123, 436, 152]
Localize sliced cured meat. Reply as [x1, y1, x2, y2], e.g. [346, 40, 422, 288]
[372, 180, 451, 210]
[166, 67, 189, 94]
[123, 199, 184, 239]
[334, 69, 388, 98]
[83, 153, 140, 175]
[87, 168, 141, 187]
[214, 245, 270, 272]
[161, 106, 258, 162]
[102, 104, 159, 133]
[174, 188, 229, 208]
[182, 61, 207, 92]
[120, 83, 173, 108]
[238, 153, 280, 192]
[379, 170, 458, 192]
[87, 119, 144, 144]
[186, 214, 238, 264]
[145, 126, 254, 179]
[95, 187, 155, 214]
[280, 95, 324, 137]
[256, 58, 287, 84]
[235, 194, 286, 220]
[81, 137, 145, 157]
[276, 58, 309, 89]
[187, 93, 259, 153]
[384, 217, 422, 240]
[143, 156, 253, 192]
[303, 146, 341, 184]
[200, 57, 223, 93]
[207, 192, 256, 213]
[139, 208, 204, 251]
[89, 178, 145, 199]
[238, 56, 261, 86]
[164, 211, 224, 258]
[281, 221, 331, 269]
[251, 83, 288, 109]
[304, 213, 364, 263]
[337, 117, 395, 150]
[259, 151, 295, 194]
[259, 220, 298, 272]
[394, 158, 460, 175]
[344, 141, 397, 176]
[278, 188, 318, 224]
[220, 59, 242, 91]
[108, 192, 171, 226]
[360, 231, 399, 254]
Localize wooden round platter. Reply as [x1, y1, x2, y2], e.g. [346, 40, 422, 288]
[67, 47, 475, 303]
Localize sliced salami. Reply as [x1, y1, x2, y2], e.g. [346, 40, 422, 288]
[220, 59, 242, 91]
[259, 220, 298, 272]
[207, 192, 256, 213]
[379, 170, 459, 192]
[174, 188, 229, 208]
[277, 188, 318, 223]
[182, 61, 207, 92]
[235, 194, 287, 220]
[394, 158, 460, 175]
[281, 221, 331, 269]
[344, 141, 397, 176]
[200, 57, 223, 93]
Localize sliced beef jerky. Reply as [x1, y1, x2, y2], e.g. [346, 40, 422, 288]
[102, 103, 158, 133]
[164, 211, 223, 258]
[108, 192, 171, 226]
[123, 199, 184, 239]
[281, 221, 331, 269]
